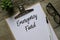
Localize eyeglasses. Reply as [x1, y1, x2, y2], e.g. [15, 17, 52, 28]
[46, 2, 60, 28]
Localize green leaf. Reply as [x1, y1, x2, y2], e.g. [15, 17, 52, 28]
[1, 0, 13, 10]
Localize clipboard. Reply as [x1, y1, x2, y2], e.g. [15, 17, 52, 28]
[6, 3, 58, 40]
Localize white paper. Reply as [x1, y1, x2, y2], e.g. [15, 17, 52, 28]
[6, 3, 58, 40]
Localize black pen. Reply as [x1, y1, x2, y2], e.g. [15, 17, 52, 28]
[46, 17, 49, 23]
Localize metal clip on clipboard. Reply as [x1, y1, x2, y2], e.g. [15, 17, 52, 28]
[15, 4, 34, 19]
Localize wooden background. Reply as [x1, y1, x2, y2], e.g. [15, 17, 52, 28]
[0, 0, 60, 40]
